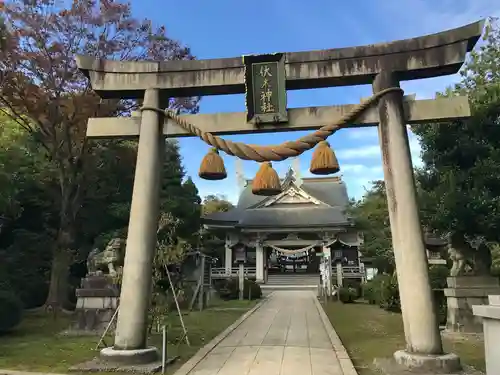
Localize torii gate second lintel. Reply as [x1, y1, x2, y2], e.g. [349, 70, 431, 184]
[84, 21, 483, 373]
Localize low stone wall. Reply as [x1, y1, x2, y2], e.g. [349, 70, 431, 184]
[445, 276, 500, 333]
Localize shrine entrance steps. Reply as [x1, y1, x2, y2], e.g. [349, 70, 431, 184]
[261, 274, 319, 294]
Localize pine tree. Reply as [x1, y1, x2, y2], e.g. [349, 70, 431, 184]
[159, 140, 201, 242]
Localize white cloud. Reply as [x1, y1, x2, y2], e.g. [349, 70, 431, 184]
[196, 181, 240, 205]
[345, 127, 378, 140]
[341, 164, 383, 175]
[334, 130, 423, 172]
[378, 0, 500, 99]
[392, 0, 498, 36]
[337, 145, 381, 159]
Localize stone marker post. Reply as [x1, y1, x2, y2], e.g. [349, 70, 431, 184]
[373, 72, 461, 372]
[224, 243, 232, 275]
[336, 261, 342, 288]
[255, 241, 264, 283]
[238, 263, 245, 301]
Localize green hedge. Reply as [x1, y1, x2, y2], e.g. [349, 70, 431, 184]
[216, 278, 262, 300]
[338, 286, 358, 303]
[362, 274, 392, 305]
[362, 273, 400, 312]
[0, 290, 23, 333]
[342, 279, 362, 298]
[362, 265, 449, 322]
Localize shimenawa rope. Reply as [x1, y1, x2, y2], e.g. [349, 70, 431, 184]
[139, 87, 403, 163]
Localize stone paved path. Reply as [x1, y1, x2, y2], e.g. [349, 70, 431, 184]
[180, 291, 356, 375]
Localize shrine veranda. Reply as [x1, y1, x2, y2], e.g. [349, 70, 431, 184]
[77, 20, 483, 371]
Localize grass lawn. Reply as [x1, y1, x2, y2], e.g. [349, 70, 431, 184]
[0, 298, 259, 374]
[323, 301, 485, 375]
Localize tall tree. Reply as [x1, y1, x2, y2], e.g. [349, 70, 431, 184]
[200, 194, 234, 260]
[0, 111, 56, 223]
[0, 0, 199, 309]
[202, 194, 234, 216]
[159, 140, 201, 242]
[0, 114, 33, 220]
[91, 140, 202, 264]
[0, 114, 55, 306]
[413, 19, 500, 252]
[75, 140, 138, 249]
[0, 14, 7, 51]
[349, 181, 394, 273]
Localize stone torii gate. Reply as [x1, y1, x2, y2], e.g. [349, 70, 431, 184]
[77, 21, 483, 371]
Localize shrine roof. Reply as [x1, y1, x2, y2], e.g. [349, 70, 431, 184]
[203, 206, 351, 229]
[236, 175, 349, 209]
[203, 172, 352, 229]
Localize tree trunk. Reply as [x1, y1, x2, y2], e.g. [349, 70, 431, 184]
[44, 204, 76, 312]
[45, 247, 71, 312]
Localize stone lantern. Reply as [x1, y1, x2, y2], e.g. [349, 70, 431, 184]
[423, 229, 447, 265]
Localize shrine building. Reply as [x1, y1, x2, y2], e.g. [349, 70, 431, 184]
[203, 168, 366, 291]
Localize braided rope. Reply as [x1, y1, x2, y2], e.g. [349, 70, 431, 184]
[140, 87, 403, 162]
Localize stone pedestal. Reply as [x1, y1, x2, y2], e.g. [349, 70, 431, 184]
[445, 276, 500, 333]
[473, 295, 500, 375]
[71, 275, 119, 334]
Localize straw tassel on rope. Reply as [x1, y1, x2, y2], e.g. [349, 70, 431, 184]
[199, 148, 227, 180]
[309, 141, 340, 175]
[252, 162, 282, 196]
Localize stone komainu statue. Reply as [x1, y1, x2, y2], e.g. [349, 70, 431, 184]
[447, 232, 492, 277]
[87, 238, 125, 277]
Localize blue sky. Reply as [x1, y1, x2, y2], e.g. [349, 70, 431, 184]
[131, 0, 499, 203]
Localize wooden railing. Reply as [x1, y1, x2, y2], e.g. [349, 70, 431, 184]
[210, 267, 256, 279]
[331, 265, 365, 278]
[211, 265, 365, 280]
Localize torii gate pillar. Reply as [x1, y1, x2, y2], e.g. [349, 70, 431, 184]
[373, 72, 461, 372]
[101, 89, 164, 364]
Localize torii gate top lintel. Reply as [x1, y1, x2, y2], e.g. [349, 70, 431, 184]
[76, 20, 484, 100]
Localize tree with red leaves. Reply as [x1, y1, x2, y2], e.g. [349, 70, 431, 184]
[0, 0, 199, 310]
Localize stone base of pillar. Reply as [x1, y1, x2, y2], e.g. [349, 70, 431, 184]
[374, 350, 462, 374]
[445, 276, 500, 333]
[69, 347, 163, 373]
[100, 347, 159, 365]
[394, 350, 461, 373]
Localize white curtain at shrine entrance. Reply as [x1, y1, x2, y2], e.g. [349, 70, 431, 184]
[266, 238, 338, 256]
